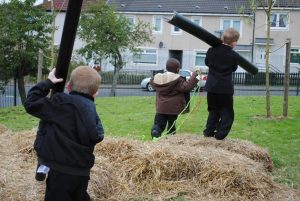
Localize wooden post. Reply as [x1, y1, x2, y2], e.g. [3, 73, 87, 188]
[283, 38, 291, 117]
[37, 49, 43, 82]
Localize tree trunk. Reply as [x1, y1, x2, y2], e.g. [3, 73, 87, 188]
[109, 52, 123, 97]
[37, 49, 43, 82]
[265, 11, 271, 118]
[16, 63, 26, 104]
[109, 67, 121, 96]
[17, 75, 26, 104]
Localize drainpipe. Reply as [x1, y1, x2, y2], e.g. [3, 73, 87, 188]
[251, 12, 256, 63]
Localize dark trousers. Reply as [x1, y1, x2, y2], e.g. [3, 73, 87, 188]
[151, 113, 178, 138]
[44, 169, 90, 201]
[203, 92, 234, 140]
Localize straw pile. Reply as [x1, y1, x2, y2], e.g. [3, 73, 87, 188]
[0, 125, 299, 201]
[158, 135, 274, 172]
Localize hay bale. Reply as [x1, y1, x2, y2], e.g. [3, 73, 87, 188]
[0, 124, 8, 134]
[92, 137, 276, 200]
[158, 134, 274, 171]
[0, 175, 5, 198]
[95, 137, 141, 160]
[0, 129, 298, 201]
[89, 156, 118, 200]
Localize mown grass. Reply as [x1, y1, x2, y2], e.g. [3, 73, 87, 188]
[0, 95, 299, 188]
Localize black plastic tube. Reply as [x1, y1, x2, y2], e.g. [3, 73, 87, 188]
[52, 0, 84, 93]
[168, 12, 258, 75]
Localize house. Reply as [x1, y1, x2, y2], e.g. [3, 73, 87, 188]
[43, 0, 300, 73]
[253, 1, 300, 73]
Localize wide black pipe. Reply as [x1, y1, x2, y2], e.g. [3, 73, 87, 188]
[168, 12, 258, 75]
[52, 0, 84, 93]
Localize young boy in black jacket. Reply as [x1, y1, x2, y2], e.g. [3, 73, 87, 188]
[24, 66, 104, 201]
[150, 58, 198, 138]
[203, 28, 240, 140]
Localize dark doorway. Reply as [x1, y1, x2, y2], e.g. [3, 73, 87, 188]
[169, 50, 183, 68]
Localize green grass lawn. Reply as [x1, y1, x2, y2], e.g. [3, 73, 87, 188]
[0, 95, 299, 188]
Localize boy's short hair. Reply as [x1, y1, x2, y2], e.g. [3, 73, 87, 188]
[69, 66, 101, 95]
[222, 28, 240, 45]
[166, 58, 180, 73]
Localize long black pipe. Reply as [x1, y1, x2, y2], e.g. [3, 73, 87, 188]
[168, 12, 258, 75]
[52, 0, 84, 93]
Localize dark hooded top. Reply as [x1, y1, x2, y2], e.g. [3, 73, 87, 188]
[24, 79, 104, 176]
[205, 44, 239, 94]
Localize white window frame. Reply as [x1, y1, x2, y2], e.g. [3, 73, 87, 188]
[192, 16, 202, 27]
[291, 47, 300, 64]
[171, 25, 182, 35]
[152, 15, 163, 34]
[270, 13, 289, 31]
[133, 48, 158, 65]
[125, 15, 135, 26]
[194, 50, 207, 68]
[220, 18, 242, 36]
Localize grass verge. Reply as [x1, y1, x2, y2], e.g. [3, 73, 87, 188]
[0, 95, 299, 188]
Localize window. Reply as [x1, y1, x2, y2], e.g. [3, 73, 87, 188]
[125, 15, 135, 29]
[171, 25, 182, 34]
[133, 49, 157, 64]
[221, 19, 241, 33]
[153, 16, 163, 33]
[195, 51, 206, 67]
[291, 48, 300, 64]
[192, 17, 201, 26]
[270, 13, 288, 29]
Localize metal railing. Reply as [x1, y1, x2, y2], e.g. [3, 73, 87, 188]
[1, 71, 299, 108]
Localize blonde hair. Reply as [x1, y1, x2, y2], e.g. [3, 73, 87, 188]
[222, 28, 240, 45]
[69, 66, 101, 95]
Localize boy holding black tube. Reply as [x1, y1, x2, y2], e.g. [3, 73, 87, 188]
[203, 28, 240, 140]
[24, 66, 104, 201]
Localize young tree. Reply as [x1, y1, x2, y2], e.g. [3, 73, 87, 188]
[257, 0, 274, 118]
[78, 2, 153, 96]
[247, 0, 299, 118]
[0, 0, 52, 103]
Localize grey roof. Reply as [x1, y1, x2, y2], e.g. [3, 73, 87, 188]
[108, 0, 253, 14]
[107, 0, 300, 15]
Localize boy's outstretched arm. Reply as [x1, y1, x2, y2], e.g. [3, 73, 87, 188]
[24, 69, 64, 119]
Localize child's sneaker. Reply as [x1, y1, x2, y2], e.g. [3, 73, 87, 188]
[35, 164, 50, 181]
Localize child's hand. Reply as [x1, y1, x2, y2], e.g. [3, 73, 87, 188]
[48, 68, 64, 84]
[191, 71, 198, 77]
[195, 69, 202, 75]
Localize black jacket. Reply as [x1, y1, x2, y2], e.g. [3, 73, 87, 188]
[205, 44, 238, 94]
[24, 79, 104, 176]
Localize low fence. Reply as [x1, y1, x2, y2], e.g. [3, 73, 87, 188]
[1, 71, 299, 108]
[241, 72, 299, 86]
[100, 71, 300, 86]
[100, 70, 152, 85]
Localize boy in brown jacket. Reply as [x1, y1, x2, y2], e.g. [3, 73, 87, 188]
[150, 58, 198, 138]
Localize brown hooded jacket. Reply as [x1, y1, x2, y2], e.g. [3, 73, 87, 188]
[150, 72, 198, 115]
